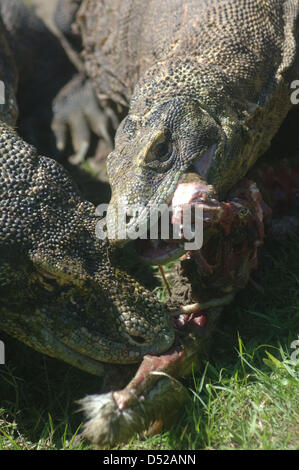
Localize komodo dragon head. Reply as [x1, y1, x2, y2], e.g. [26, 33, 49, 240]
[0, 124, 174, 376]
[105, 52, 292, 249]
[106, 58, 246, 247]
[107, 94, 222, 242]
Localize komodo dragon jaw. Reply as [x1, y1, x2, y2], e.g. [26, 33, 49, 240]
[0, 123, 174, 375]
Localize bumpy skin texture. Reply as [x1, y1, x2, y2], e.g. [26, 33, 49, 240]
[77, 0, 299, 238]
[0, 0, 298, 447]
[0, 3, 174, 376]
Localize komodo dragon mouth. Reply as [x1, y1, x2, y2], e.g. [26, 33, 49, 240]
[134, 172, 219, 266]
[133, 170, 271, 339]
[133, 172, 220, 337]
[132, 152, 299, 343]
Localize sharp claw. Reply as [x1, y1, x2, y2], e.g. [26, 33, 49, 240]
[86, 102, 113, 146]
[69, 141, 90, 165]
[69, 114, 90, 162]
[105, 106, 120, 131]
[51, 120, 67, 152]
[52, 77, 117, 163]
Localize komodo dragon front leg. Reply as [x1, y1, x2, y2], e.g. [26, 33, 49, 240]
[48, 0, 120, 165]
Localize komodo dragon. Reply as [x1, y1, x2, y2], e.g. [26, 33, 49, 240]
[75, 0, 298, 241]
[74, 0, 299, 446]
[0, 0, 298, 448]
[0, 0, 174, 379]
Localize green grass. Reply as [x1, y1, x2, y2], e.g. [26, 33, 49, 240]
[178, 343, 299, 450]
[0, 235, 298, 450]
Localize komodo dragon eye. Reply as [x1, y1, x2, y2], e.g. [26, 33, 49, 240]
[154, 141, 172, 161]
[144, 132, 173, 169]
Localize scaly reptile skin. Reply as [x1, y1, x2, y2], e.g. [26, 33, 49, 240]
[0, 3, 174, 376]
[77, 0, 299, 239]
[1, 0, 298, 447]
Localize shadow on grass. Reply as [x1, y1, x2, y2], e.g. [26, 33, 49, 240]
[0, 332, 103, 449]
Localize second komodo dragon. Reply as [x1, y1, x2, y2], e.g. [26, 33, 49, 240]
[0, 0, 174, 380]
[75, 0, 299, 241]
